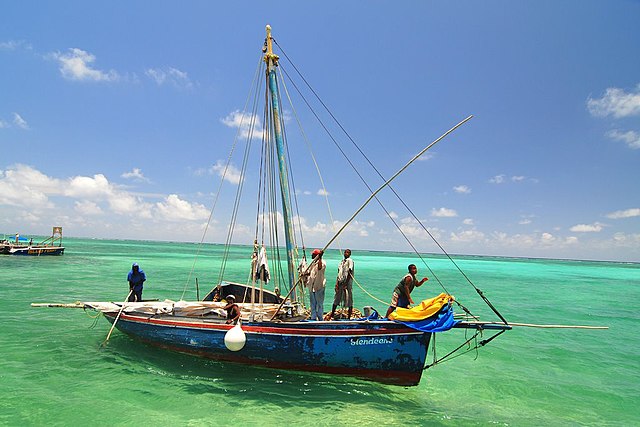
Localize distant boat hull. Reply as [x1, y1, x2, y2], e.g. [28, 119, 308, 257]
[104, 312, 431, 385]
[9, 246, 65, 256]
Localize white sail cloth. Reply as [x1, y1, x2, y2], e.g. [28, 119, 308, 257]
[255, 245, 270, 283]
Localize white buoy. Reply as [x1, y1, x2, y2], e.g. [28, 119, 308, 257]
[224, 321, 246, 351]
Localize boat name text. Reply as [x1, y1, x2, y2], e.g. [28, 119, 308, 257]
[350, 337, 394, 346]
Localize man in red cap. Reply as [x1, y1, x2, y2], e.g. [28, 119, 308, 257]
[307, 249, 326, 320]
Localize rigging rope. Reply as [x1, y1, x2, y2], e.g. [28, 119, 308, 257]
[274, 41, 506, 324]
[277, 67, 340, 249]
[181, 52, 264, 300]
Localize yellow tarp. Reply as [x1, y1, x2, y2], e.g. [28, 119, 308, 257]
[389, 293, 455, 321]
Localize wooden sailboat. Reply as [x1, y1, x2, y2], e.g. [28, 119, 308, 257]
[34, 26, 512, 386]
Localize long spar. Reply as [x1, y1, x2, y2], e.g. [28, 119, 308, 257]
[270, 115, 474, 320]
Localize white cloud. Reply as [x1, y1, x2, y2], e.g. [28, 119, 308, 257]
[74, 200, 103, 216]
[587, 85, 640, 118]
[519, 214, 535, 225]
[606, 208, 640, 219]
[431, 207, 457, 218]
[12, 113, 28, 129]
[211, 160, 243, 185]
[52, 48, 119, 82]
[417, 153, 434, 161]
[121, 168, 150, 182]
[489, 174, 506, 184]
[221, 110, 264, 140]
[453, 185, 471, 194]
[570, 223, 604, 233]
[155, 194, 209, 221]
[489, 174, 532, 184]
[317, 188, 330, 196]
[541, 232, 556, 243]
[0, 119, 8, 128]
[462, 218, 474, 225]
[612, 232, 640, 246]
[606, 130, 640, 150]
[0, 165, 56, 208]
[450, 229, 485, 243]
[146, 67, 193, 89]
[0, 40, 31, 51]
[65, 174, 112, 198]
[388, 211, 399, 219]
[107, 192, 146, 215]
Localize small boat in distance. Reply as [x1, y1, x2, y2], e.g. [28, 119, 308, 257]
[1, 234, 28, 254]
[6, 227, 65, 256]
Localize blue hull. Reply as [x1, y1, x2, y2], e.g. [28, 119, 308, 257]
[105, 312, 431, 385]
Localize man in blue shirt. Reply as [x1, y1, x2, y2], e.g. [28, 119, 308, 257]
[127, 262, 146, 302]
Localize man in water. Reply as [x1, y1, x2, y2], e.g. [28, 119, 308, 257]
[328, 249, 354, 320]
[127, 262, 146, 302]
[385, 264, 428, 318]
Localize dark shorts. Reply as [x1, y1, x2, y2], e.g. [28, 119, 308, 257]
[333, 279, 353, 307]
[389, 291, 409, 309]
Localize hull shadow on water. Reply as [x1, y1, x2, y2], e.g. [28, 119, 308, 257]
[100, 332, 432, 408]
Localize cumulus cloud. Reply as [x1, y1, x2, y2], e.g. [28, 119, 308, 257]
[51, 48, 119, 82]
[606, 208, 640, 219]
[612, 232, 640, 246]
[388, 211, 399, 219]
[317, 188, 330, 196]
[570, 222, 605, 232]
[121, 168, 150, 182]
[453, 185, 471, 194]
[431, 207, 457, 217]
[221, 110, 264, 140]
[450, 229, 485, 242]
[587, 85, 640, 118]
[462, 218, 474, 225]
[146, 67, 193, 89]
[211, 160, 243, 185]
[74, 200, 103, 216]
[65, 174, 112, 198]
[0, 164, 58, 208]
[155, 194, 209, 221]
[606, 130, 640, 150]
[0, 165, 212, 227]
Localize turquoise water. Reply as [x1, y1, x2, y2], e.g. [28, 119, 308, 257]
[0, 238, 638, 426]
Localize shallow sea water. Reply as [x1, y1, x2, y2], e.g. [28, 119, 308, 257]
[0, 238, 638, 426]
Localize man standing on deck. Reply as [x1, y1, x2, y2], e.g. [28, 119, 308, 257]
[307, 249, 326, 321]
[127, 262, 146, 302]
[385, 264, 428, 318]
[328, 249, 354, 320]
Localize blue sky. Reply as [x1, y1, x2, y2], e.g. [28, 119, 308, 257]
[1, 1, 639, 262]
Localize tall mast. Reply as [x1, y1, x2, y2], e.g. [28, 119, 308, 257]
[264, 25, 297, 295]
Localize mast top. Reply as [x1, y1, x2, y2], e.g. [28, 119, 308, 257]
[264, 24, 279, 67]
